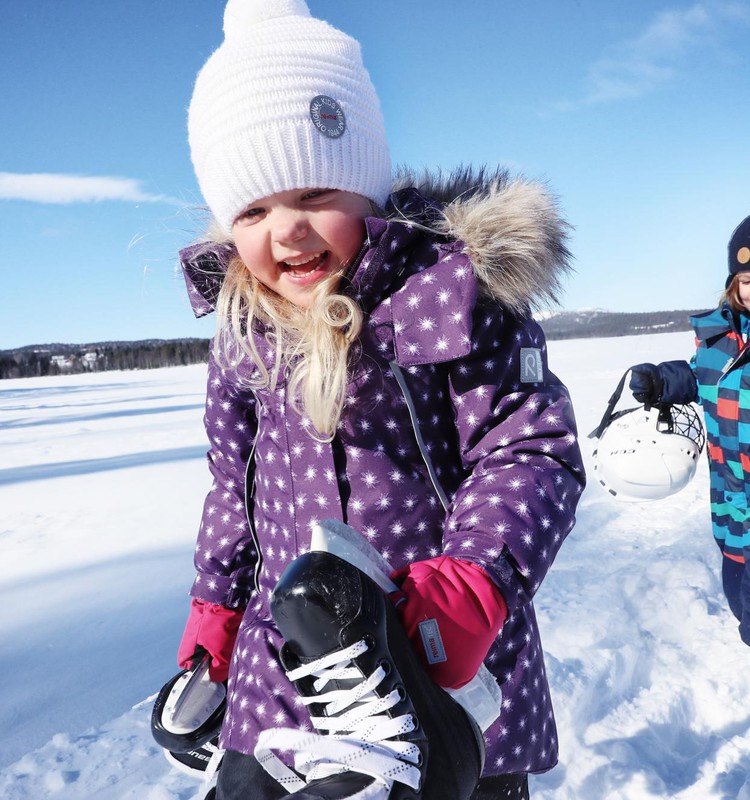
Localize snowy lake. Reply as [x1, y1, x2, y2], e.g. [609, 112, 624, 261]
[2, 330, 750, 799]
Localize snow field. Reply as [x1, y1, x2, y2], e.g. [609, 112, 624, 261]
[2, 332, 750, 798]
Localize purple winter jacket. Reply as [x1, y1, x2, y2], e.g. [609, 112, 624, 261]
[179, 171, 585, 776]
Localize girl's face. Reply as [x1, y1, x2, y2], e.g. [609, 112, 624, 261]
[231, 188, 371, 308]
[738, 274, 750, 312]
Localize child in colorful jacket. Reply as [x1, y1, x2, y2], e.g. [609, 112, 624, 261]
[176, 1, 585, 798]
[629, 215, 750, 646]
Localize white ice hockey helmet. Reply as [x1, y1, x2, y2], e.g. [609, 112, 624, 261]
[593, 404, 705, 501]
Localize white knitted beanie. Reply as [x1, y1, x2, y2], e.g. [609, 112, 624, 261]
[188, 0, 392, 234]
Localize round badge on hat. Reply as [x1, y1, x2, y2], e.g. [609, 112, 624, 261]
[730, 215, 750, 270]
[725, 215, 750, 287]
[310, 95, 346, 139]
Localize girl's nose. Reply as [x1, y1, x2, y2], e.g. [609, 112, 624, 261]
[272, 210, 308, 244]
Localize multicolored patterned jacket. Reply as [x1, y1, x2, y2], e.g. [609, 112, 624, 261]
[691, 305, 750, 561]
[179, 171, 585, 776]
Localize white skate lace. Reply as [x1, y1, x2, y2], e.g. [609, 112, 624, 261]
[203, 742, 224, 787]
[254, 639, 422, 794]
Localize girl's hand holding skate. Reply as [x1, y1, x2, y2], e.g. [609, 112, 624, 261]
[391, 556, 507, 690]
[178, 598, 245, 682]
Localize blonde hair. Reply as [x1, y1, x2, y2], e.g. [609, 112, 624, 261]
[214, 254, 363, 439]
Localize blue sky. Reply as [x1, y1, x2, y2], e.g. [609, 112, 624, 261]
[2, 0, 748, 348]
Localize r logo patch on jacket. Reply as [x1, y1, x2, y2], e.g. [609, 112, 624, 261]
[520, 348, 543, 383]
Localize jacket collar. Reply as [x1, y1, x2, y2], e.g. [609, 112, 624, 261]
[692, 303, 749, 344]
[178, 168, 573, 320]
[179, 240, 235, 319]
[178, 189, 442, 319]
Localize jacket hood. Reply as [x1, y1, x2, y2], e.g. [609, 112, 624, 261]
[389, 166, 572, 314]
[692, 302, 747, 344]
[180, 166, 573, 317]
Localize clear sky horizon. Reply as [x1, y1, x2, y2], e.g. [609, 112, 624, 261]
[2, 0, 748, 348]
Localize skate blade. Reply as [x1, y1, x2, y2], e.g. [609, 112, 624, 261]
[310, 519, 399, 593]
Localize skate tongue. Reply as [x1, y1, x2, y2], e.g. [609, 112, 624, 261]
[273, 525, 398, 660]
[271, 551, 363, 659]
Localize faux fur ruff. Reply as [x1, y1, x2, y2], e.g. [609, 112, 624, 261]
[391, 166, 573, 314]
[195, 165, 573, 316]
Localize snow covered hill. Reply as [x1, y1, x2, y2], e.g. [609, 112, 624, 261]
[2, 331, 750, 800]
[536, 308, 709, 340]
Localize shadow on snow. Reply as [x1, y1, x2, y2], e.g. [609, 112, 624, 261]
[0, 446, 207, 485]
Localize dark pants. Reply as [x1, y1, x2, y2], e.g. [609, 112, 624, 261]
[723, 552, 750, 644]
[213, 749, 530, 799]
[214, 750, 286, 799]
[722, 554, 744, 622]
[471, 773, 530, 799]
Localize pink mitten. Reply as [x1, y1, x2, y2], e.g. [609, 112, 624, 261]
[177, 598, 244, 682]
[391, 556, 507, 689]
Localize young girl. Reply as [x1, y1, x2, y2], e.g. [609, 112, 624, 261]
[176, 1, 585, 797]
[629, 215, 750, 646]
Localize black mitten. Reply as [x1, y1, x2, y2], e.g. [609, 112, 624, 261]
[628, 363, 663, 405]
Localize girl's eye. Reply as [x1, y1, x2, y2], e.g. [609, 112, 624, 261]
[235, 207, 264, 225]
[302, 189, 334, 202]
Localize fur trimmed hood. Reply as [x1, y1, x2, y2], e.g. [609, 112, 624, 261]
[179, 166, 572, 317]
[390, 166, 572, 314]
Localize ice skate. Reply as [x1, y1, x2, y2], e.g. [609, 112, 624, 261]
[151, 650, 225, 786]
[163, 735, 222, 780]
[254, 550, 485, 800]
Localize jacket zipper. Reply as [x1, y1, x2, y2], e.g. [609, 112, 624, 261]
[720, 341, 750, 378]
[245, 392, 263, 594]
[389, 361, 449, 512]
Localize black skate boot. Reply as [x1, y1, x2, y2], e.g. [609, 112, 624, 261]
[254, 551, 485, 800]
[163, 735, 222, 779]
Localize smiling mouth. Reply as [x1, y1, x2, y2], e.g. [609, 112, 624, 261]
[280, 251, 329, 276]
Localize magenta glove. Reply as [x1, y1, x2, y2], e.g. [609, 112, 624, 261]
[177, 598, 245, 682]
[391, 556, 508, 690]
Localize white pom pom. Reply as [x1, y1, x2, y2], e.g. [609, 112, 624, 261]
[223, 0, 311, 39]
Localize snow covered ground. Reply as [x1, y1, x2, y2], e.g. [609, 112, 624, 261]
[2, 330, 749, 800]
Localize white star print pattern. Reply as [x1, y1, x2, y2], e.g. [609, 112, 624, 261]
[182, 188, 585, 778]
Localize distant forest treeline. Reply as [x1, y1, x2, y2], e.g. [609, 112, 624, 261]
[1, 309, 709, 379]
[0, 339, 210, 380]
[538, 308, 709, 340]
